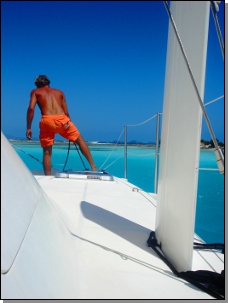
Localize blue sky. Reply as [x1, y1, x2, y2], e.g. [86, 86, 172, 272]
[1, 1, 224, 143]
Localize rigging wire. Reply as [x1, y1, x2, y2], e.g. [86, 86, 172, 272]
[210, 1, 224, 59]
[163, 1, 224, 174]
[204, 95, 224, 106]
[99, 127, 125, 170]
[103, 154, 123, 170]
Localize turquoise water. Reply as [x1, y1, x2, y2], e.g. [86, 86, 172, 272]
[11, 141, 224, 244]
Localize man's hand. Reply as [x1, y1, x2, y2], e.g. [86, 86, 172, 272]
[26, 129, 32, 140]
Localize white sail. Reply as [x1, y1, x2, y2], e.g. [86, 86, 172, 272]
[155, 1, 210, 272]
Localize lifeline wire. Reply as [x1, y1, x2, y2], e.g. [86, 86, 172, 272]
[12, 144, 42, 165]
[12, 144, 58, 172]
[13, 142, 87, 173]
[100, 115, 158, 170]
[126, 114, 157, 127]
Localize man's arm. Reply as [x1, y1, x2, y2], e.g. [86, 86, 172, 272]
[26, 90, 37, 140]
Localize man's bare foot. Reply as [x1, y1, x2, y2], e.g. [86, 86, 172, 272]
[92, 166, 98, 171]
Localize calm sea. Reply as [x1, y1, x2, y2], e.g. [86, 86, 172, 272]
[11, 141, 224, 245]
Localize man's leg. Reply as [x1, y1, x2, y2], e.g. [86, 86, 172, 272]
[75, 135, 97, 171]
[43, 145, 52, 175]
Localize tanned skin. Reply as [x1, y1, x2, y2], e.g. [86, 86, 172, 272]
[26, 85, 97, 175]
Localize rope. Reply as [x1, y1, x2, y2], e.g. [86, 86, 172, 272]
[147, 231, 224, 299]
[194, 242, 224, 253]
[199, 168, 219, 171]
[62, 140, 71, 172]
[73, 142, 88, 170]
[62, 140, 88, 171]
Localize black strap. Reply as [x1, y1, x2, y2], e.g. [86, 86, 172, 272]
[62, 140, 71, 172]
[62, 141, 88, 172]
[147, 231, 224, 299]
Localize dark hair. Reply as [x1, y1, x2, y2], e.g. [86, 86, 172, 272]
[34, 75, 50, 88]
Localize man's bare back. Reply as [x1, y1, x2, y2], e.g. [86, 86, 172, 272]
[30, 86, 69, 116]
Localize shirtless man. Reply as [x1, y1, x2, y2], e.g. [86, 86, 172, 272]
[26, 75, 97, 175]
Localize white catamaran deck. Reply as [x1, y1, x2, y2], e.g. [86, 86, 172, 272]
[3, 170, 223, 299]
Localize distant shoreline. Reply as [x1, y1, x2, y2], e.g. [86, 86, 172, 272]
[9, 139, 156, 148]
[8, 139, 223, 150]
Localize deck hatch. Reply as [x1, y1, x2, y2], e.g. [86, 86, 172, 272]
[55, 170, 114, 181]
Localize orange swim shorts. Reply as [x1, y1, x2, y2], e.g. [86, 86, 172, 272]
[39, 114, 80, 147]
